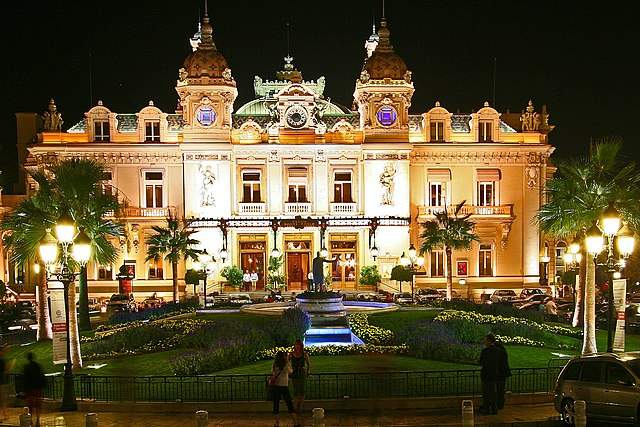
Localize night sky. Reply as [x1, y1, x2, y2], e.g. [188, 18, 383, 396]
[2, 1, 637, 191]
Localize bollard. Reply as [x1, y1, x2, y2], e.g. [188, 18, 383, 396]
[312, 407, 325, 427]
[19, 407, 31, 427]
[195, 410, 208, 427]
[461, 399, 474, 427]
[574, 400, 586, 427]
[86, 412, 98, 427]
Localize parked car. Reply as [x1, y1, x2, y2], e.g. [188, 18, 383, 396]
[437, 289, 460, 300]
[140, 296, 164, 309]
[228, 293, 252, 305]
[356, 292, 379, 301]
[514, 294, 553, 309]
[415, 288, 441, 304]
[106, 294, 136, 313]
[490, 289, 517, 304]
[375, 291, 394, 303]
[520, 288, 545, 299]
[554, 352, 640, 424]
[394, 292, 414, 305]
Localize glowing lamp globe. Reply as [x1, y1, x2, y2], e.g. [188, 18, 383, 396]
[617, 225, 635, 258]
[39, 230, 58, 265]
[55, 212, 76, 244]
[271, 247, 281, 258]
[206, 261, 216, 273]
[613, 271, 622, 279]
[563, 252, 575, 265]
[600, 203, 622, 236]
[569, 242, 580, 254]
[400, 252, 410, 267]
[585, 224, 604, 255]
[416, 256, 425, 267]
[192, 261, 202, 271]
[575, 253, 583, 263]
[320, 247, 329, 258]
[540, 255, 551, 264]
[408, 244, 417, 259]
[71, 229, 92, 265]
[219, 248, 228, 262]
[370, 246, 379, 259]
[199, 249, 212, 264]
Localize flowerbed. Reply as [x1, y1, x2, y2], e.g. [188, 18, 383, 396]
[348, 313, 394, 345]
[105, 301, 198, 326]
[255, 344, 409, 361]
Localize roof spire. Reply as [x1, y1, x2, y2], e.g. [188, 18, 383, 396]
[198, 0, 215, 50]
[382, 0, 386, 20]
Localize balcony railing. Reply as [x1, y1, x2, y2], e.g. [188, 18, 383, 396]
[284, 202, 311, 215]
[330, 202, 357, 215]
[238, 202, 267, 215]
[418, 204, 514, 219]
[105, 206, 176, 218]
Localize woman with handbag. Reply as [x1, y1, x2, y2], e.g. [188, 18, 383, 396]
[269, 351, 299, 427]
[289, 339, 310, 414]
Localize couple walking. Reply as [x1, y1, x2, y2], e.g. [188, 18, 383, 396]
[268, 339, 310, 427]
[479, 333, 511, 415]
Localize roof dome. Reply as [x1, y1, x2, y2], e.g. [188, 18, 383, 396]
[363, 19, 408, 80]
[181, 11, 229, 80]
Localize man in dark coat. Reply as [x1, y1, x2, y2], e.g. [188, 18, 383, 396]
[479, 333, 500, 415]
[495, 340, 511, 411]
[23, 352, 46, 427]
[311, 252, 336, 292]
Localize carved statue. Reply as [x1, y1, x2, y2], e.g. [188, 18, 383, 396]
[222, 68, 233, 81]
[379, 162, 397, 205]
[403, 70, 413, 84]
[199, 165, 216, 207]
[178, 68, 188, 82]
[42, 98, 63, 131]
[312, 99, 328, 126]
[359, 69, 370, 83]
[520, 100, 540, 131]
[265, 101, 280, 125]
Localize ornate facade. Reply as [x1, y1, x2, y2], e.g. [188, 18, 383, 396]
[12, 13, 555, 299]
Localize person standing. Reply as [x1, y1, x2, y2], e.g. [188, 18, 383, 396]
[0, 345, 11, 422]
[242, 270, 251, 292]
[250, 271, 259, 291]
[270, 351, 299, 427]
[23, 352, 45, 427]
[495, 339, 511, 412]
[289, 339, 310, 414]
[478, 333, 500, 415]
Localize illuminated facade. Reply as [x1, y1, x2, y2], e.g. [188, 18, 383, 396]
[18, 13, 555, 299]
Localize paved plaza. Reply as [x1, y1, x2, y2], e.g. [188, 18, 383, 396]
[1, 403, 559, 426]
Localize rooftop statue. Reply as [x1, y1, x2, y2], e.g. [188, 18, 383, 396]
[42, 98, 63, 131]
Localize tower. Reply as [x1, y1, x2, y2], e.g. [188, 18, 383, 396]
[176, 6, 237, 142]
[353, 18, 414, 142]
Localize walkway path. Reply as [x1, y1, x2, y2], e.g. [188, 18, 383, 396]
[1, 403, 559, 426]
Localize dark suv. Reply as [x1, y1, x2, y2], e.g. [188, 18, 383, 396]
[554, 353, 640, 424]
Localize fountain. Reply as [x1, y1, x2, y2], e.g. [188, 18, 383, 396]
[295, 291, 364, 347]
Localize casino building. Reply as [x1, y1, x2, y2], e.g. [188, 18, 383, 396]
[9, 11, 556, 299]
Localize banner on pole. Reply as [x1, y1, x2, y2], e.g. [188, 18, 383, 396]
[49, 287, 67, 365]
[613, 278, 627, 353]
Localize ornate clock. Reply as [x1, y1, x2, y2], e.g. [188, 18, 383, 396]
[285, 105, 308, 129]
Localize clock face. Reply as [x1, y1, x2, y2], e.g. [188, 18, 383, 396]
[285, 105, 308, 129]
[196, 105, 216, 126]
[376, 105, 398, 127]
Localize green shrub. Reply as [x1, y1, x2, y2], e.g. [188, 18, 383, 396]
[220, 265, 244, 288]
[348, 313, 394, 345]
[359, 265, 382, 287]
[274, 307, 310, 345]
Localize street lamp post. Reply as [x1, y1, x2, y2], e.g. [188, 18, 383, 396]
[563, 242, 582, 301]
[400, 244, 425, 301]
[39, 214, 91, 412]
[192, 249, 215, 307]
[540, 255, 551, 286]
[585, 202, 636, 353]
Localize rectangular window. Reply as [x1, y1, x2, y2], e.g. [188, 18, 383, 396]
[98, 264, 113, 280]
[477, 182, 495, 206]
[479, 120, 493, 142]
[144, 120, 161, 142]
[479, 244, 493, 276]
[429, 182, 446, 207]
[144, 171, 164, 208]
[242, 171, 261, 203]
[287, 168, 308, 202]
[430, 120, 444, 142]
[102, 171, 113, 197]
[430, 250, 444, 277]
[334, 171, 353, 203]
[148, 258, 163, 279]
[94, 120, 110, 142]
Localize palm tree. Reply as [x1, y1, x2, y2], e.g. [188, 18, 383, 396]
[419, 201, 479, 300]
[145, 216, 201, 302]
[538, 141, 640, 355]
[1, 159, 122, 366]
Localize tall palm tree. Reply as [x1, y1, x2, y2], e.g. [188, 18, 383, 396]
[145, 216, 201, 303]
[538, 141, 640, 355]
[1, 159, 122, 367]
[419, 201, 478, 300]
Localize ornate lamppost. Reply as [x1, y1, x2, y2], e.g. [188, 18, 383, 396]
[38, 213, 91, 411]
[562, 242, 582, 301]
[400, 244, 425, 300]
[585, 202, 635, 352]
[218, 219, 228, 263]
[192, 249, 216, 307]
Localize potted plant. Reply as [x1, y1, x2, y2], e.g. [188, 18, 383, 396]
[267, 255, 285, 292]
[359, 265, 382, 291]
[390, 265, 413, 294]
[220, 265, 244, 290]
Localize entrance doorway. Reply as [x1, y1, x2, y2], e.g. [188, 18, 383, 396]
[238, 236, 266, 291]
[329, 234, 358, 289]
[285, 236, 312, 291]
